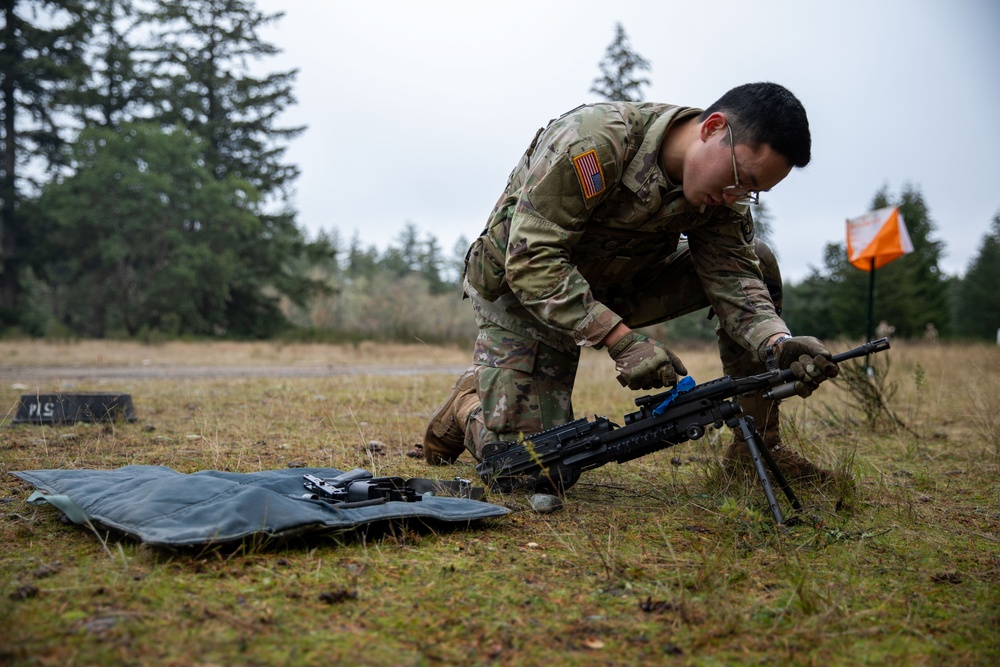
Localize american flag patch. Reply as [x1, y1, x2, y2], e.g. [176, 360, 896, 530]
[573, 149, 605, 199]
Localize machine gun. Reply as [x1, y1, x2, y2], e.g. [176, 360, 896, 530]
[476, 338, 891, 525]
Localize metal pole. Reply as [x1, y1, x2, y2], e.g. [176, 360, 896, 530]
[865, 257, 875, 372]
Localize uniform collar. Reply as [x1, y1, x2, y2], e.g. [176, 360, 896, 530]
[621, 106, 703, 197]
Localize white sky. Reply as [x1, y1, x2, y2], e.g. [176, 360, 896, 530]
[256, 0, 1000, 282]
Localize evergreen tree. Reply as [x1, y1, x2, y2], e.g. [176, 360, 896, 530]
[138, 0, 322, 332]
[0, 0, 90, 325]
[383, 222, 422, 277]
[448, 235, 470, 285]
[781, 267, 840, 340]
[71, 0, 152, 129]
[866, 184, 951, 337]
[143, 0, 303, 199]
[783, 184, 950, 339]
[783, 242, 870, 340]
[419, 233, 448, 295]
[37, 122, 299, 337]
[376, 223, 450, 294]
[954, 212, 1000, 340]
[590, 23, 650, 102]
[751, 200, 775, 251]
[346, 232, 379, 281]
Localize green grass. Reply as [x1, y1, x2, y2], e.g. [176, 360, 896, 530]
[1, 340, 998, 666]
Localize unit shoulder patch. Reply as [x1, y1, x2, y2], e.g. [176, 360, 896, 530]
[740, 214, 755, 244]
[572, 149, 606, 199]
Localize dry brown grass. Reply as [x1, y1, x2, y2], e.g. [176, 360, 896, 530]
[1, 338, 998, 666]
[0, 338, 470, 369]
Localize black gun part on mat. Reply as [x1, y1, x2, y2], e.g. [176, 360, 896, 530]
[303, 469, 421, 507]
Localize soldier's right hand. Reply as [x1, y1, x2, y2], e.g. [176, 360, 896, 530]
[607, 331, 688, 390]
[772, 335, 839, 397]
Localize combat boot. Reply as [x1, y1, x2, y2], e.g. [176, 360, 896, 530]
[723, 393, 835, 484]
[423, 368, 479, 465]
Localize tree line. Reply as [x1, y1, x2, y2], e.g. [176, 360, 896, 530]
[2, 0, 324, 338]
[782, 186, 999, 343]
[2, 8, 998, 344]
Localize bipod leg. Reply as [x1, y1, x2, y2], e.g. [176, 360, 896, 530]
[732, 415, 787, 527]
[754, 434, 802, 512]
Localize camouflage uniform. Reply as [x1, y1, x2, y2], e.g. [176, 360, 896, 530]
[436, 102, 792, 461]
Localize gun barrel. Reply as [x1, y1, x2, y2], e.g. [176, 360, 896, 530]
[831, 337, 890, 363]
[779, 337, 890, 383]
[765, 338, 892, 400]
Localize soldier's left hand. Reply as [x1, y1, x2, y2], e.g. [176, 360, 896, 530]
[773, 336, 839, 397]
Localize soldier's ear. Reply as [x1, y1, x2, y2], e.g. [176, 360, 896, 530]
[700, 112, 727, 142]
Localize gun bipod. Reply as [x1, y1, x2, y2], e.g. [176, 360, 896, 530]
[729, 414, 802, 528]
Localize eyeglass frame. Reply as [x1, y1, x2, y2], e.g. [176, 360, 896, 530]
[723, 124, 760, 206]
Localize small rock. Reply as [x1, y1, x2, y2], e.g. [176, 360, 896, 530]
[10, 585, 39, 601]
[529, 494, 563, 514]
[84, 616, 119, 635]
[33, 562, 61, 579]
[318, 589, 357, 604]
[363, 441, 386, 454]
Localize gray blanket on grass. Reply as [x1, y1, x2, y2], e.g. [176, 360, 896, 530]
[12, 465, 508, 547]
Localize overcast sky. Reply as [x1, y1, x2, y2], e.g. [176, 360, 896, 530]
[255, 0, 1000, 282]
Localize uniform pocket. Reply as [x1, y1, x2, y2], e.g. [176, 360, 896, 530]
[465, 235, 508, 302]
[474, 331, 541, 437]
[474, 328, 539, 372]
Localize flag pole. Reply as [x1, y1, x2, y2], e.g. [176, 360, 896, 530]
[865, 257, 875, 371]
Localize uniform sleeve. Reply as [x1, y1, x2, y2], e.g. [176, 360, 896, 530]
[503, 107, 630, 346]
[686, 211, 790, 360]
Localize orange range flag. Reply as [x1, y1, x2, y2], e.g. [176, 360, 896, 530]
[846, 206, 914, 271]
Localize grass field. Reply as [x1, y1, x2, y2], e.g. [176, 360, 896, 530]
[1, 339, 998, 666]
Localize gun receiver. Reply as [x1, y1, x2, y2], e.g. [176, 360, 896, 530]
[303, 469, 421, 506]
[476, 338, 890, 525]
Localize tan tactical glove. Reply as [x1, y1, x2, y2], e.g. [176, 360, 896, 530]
[771, 335, 839, 397]
[608, 331, 688, 390]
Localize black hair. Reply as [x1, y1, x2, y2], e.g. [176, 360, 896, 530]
[700, 82, 811, 168]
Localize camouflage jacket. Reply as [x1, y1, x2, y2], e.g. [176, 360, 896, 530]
[465, 102, 790, 359]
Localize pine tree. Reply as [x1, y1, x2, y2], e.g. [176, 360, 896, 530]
[0, 0, 90, 325]
[143, 0, 303, 198]
[448, 235, 470, 285]
[590, 23, 650, 102]
[867, 184, 951, 337]
[38, 122, 291, 337]
[419, 233, 448, 295]
[71, 0, 152, 129]
[783, 184, 951, 339]
[751, 200, 775, 251]
[139, 0, 320, 334]
[346, 233, 379, 282]
[954, 212, 1000, 340]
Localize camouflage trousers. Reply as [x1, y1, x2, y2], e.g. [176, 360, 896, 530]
[461, 238, 783, 460]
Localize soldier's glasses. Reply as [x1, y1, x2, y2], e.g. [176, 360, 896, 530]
[724, 124, 760, 206]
